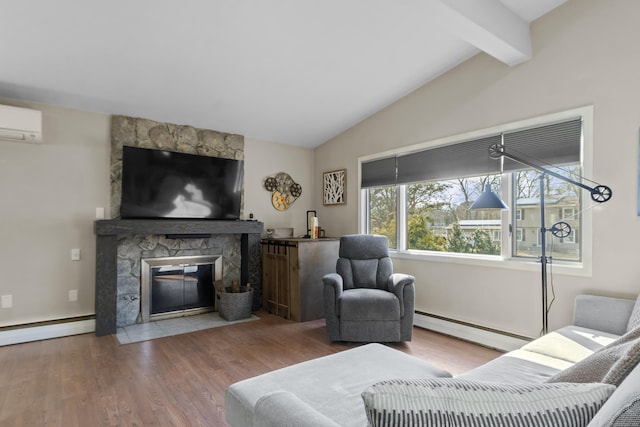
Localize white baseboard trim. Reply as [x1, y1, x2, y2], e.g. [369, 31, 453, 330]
[414, 313, 530, 352]
[0, 319, 95, 346]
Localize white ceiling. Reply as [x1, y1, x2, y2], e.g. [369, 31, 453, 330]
[1, 0, 566, 148]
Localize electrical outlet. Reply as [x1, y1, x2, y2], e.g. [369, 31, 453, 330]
[1, 295, 12, 309]
[69, 289, 78, 302]
[71, 248, 81, 261]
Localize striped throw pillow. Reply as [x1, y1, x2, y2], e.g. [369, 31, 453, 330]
[361, 378, 615, 427]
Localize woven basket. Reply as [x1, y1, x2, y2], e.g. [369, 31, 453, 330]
[217, 287, 253, 321]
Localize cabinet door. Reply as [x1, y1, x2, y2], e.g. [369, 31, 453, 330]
[262, 242, 291, 319]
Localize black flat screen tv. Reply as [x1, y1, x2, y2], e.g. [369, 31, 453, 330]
[120, 146, 243, 220]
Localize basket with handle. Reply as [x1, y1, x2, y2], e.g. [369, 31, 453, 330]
[217, 285, 253, 321]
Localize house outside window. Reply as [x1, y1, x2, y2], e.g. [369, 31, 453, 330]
[562, 207, 576, 220]
[361, 108, 591, 267]
[512, 172, 581, 261]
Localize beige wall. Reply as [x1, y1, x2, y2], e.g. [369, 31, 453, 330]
[313, 0, 640, 338]
[244, 138, 315, 237]
[0, 98, 111, 326]
[0, 102, 314, 328]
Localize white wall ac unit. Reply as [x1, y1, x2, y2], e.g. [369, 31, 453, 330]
[0, 104, 43, 143]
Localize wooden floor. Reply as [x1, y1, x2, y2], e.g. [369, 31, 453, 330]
[0, 311, 501, 426]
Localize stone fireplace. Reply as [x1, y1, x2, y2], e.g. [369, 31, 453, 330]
[119, 236, 229, 326]
[93, 115, 263, 336]
[95, 219, 262, 336]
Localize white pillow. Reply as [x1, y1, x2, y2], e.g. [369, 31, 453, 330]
[361, 378, 615, 427]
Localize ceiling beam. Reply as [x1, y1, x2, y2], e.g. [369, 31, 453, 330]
[437, 0, 532, 66]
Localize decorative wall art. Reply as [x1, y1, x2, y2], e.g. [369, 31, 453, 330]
[323, 169, 346, 206]
[264, 172, 302, 211]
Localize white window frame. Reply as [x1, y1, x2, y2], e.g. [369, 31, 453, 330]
[358, 106, 594, 277]
[562, 232, 576, 244]
[562, 207, 576, 220]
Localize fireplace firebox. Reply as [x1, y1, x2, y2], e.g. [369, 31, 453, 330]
[140, 255, 222, 323]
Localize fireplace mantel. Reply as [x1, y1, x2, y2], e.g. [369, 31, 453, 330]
[94, 219, 263, 336]
[95, 219, 263, 236]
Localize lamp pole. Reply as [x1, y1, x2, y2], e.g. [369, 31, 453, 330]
[488, 144, 612, 335]
[539, 174, 549, 335]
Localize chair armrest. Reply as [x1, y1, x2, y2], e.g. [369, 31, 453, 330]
[389, 273, 415, 291]
[389, 273, 415, 317]
[254, 391, 341, 427]
[573, 294, 636, 335]
[323, 273, 344, 296]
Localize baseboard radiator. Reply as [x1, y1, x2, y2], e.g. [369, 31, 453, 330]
[0, 316, 95, 346]
[414, 311, 532, 352]
[0, 312, 531, 350]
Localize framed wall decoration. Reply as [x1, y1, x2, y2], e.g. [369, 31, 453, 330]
[323, 169, 346, 206]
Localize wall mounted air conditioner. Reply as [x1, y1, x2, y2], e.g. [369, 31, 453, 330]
[0, 104, 43, 143]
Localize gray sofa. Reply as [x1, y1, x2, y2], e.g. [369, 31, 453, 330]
[225, 294, 640, 426]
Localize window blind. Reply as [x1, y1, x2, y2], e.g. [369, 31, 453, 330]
[502, 118, 582, 171]
[361, 157, 396, 188]
[396, 135, 502, 184]
[360, 117, 582, 188]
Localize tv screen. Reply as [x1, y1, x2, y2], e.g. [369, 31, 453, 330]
[120, 146, 243, 220]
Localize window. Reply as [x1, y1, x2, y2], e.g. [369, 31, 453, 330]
[513, 166, 582, 261]
[366, 185, 397, 249]
[360, 109, 590, 266]
[562, 208, 576, 220]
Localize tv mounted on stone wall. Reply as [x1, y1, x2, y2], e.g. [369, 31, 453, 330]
[120, 146, 243, 220]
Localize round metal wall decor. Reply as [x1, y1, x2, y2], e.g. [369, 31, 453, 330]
[264, 172, 302, 211]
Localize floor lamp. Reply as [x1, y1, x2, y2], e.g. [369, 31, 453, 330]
[470, 143, 612, 335]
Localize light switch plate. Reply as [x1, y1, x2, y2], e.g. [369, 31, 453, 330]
[1, 295, 12, 308]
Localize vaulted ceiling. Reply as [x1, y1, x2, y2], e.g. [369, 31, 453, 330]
[1, 0, 566, 147]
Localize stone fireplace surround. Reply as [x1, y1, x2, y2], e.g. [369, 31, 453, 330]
[95, 219, 262, 336]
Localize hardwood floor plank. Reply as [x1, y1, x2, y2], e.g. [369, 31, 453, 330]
[0, 311, 500, 426]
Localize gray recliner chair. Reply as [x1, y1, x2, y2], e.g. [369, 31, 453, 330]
[322, 234, 415, 342]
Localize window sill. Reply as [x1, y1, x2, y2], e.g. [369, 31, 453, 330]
[390, 249, 591, 277]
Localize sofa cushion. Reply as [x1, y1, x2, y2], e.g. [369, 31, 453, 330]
[547, 326, 640, 386]
[627, 294, 640, 332]
[520, 325, 618, 363]
[361, 378, 615, 427]
[340, 288, 400, 321]
[457, 349, 572, 384]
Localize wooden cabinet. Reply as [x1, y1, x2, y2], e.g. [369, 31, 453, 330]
[261, 238, 340, 322]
